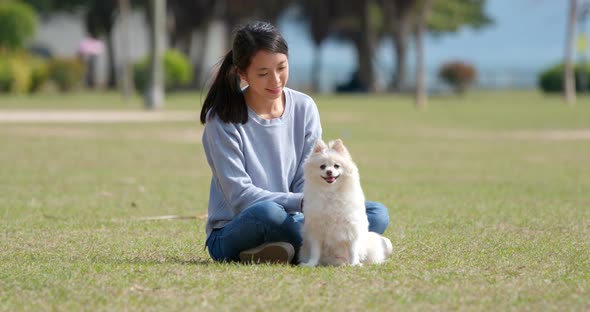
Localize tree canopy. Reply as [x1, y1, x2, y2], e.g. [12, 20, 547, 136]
[0, 1, 37, 50]
[20, 0, 494, 94]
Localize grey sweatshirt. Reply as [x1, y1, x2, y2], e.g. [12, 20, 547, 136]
[202, 87, 322, 236]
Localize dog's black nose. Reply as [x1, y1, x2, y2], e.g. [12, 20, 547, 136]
[326, 170, 332, 176]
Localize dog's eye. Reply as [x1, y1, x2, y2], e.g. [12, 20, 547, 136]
[334, 164, 340, 169]
[320, 165, 326, 170]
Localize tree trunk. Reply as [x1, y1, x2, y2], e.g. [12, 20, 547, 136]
[145, 0, 166, 110]
[564, 0, 577, 104]
[391, 18, 410, 92]
[118, 0, 133, 98]
[106, 31, 117, 89]
[192, 29, 208, 89]
[357, 0, 376, 92]
[85, 55, 96, 88]
[311, 44, 322, 93]
[415, 0, 434, 108]
[384, 0, 416, 92]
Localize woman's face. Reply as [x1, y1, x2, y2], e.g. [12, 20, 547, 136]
[239, 50, 289, 102]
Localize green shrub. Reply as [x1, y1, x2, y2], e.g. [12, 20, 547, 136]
[0, 52, 34, 94]
[9, 56, 32, 93]
[133, 61, 148, 92]
[48, 58, 84, 92]
[538, 63, 590, 93]
[28, 56, 49, 93]
[0, 1, 37, 50]
[134, 49, 193, 92]
[0, 57, 11, 92]
[438, 61, 477, 94]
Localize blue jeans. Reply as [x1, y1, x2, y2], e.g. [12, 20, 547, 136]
[206, 201, 390, 262]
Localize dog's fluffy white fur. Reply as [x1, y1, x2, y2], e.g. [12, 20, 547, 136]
[299, 139, 393, 267]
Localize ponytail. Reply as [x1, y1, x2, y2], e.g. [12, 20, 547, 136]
[200, 50, 248, 124]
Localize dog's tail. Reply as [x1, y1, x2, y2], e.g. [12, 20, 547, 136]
[381, 236, 393, 257]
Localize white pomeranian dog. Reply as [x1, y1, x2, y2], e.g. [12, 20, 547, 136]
[299, 139, 393, 267]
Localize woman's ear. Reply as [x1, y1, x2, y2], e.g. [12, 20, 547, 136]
[237, 69, 247, 84]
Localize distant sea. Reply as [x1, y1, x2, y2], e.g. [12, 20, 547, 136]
[278, 21, 541, 93]
[275, 4, 564, 93]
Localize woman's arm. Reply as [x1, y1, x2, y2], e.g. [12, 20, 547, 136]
[290, 100, 322, 193]
[203, 118, 303, 214]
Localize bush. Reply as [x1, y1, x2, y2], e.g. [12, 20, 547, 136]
[134, 49, 193, 92]
[8, 56, 32, 93]
[0, 52, 51, 94]
[538, 63, 590, 93]
[0, 1, 37, 50]
[0, 58, 12, 92]
[438, 61, 477, 94]
[29, 56, 49, 93]
[48, 58, 84, 92]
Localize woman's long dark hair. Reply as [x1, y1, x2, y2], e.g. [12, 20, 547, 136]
[200, 21, 289, 124]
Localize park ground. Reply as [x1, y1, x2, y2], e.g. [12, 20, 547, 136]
[0, 90, 589, 311]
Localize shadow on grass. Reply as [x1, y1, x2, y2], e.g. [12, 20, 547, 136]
[93, 255, 318, 268]
[92, 255, 215, 266]
[93, 257, 315, 269]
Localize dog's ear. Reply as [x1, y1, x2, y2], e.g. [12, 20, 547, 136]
[329, 139, 351, 158]
[313, 139, 328, 154]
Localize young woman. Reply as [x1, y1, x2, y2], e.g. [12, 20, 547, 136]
[201, 21, 389, 264]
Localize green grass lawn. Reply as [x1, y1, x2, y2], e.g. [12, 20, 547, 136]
[1, 90, 589, 311]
